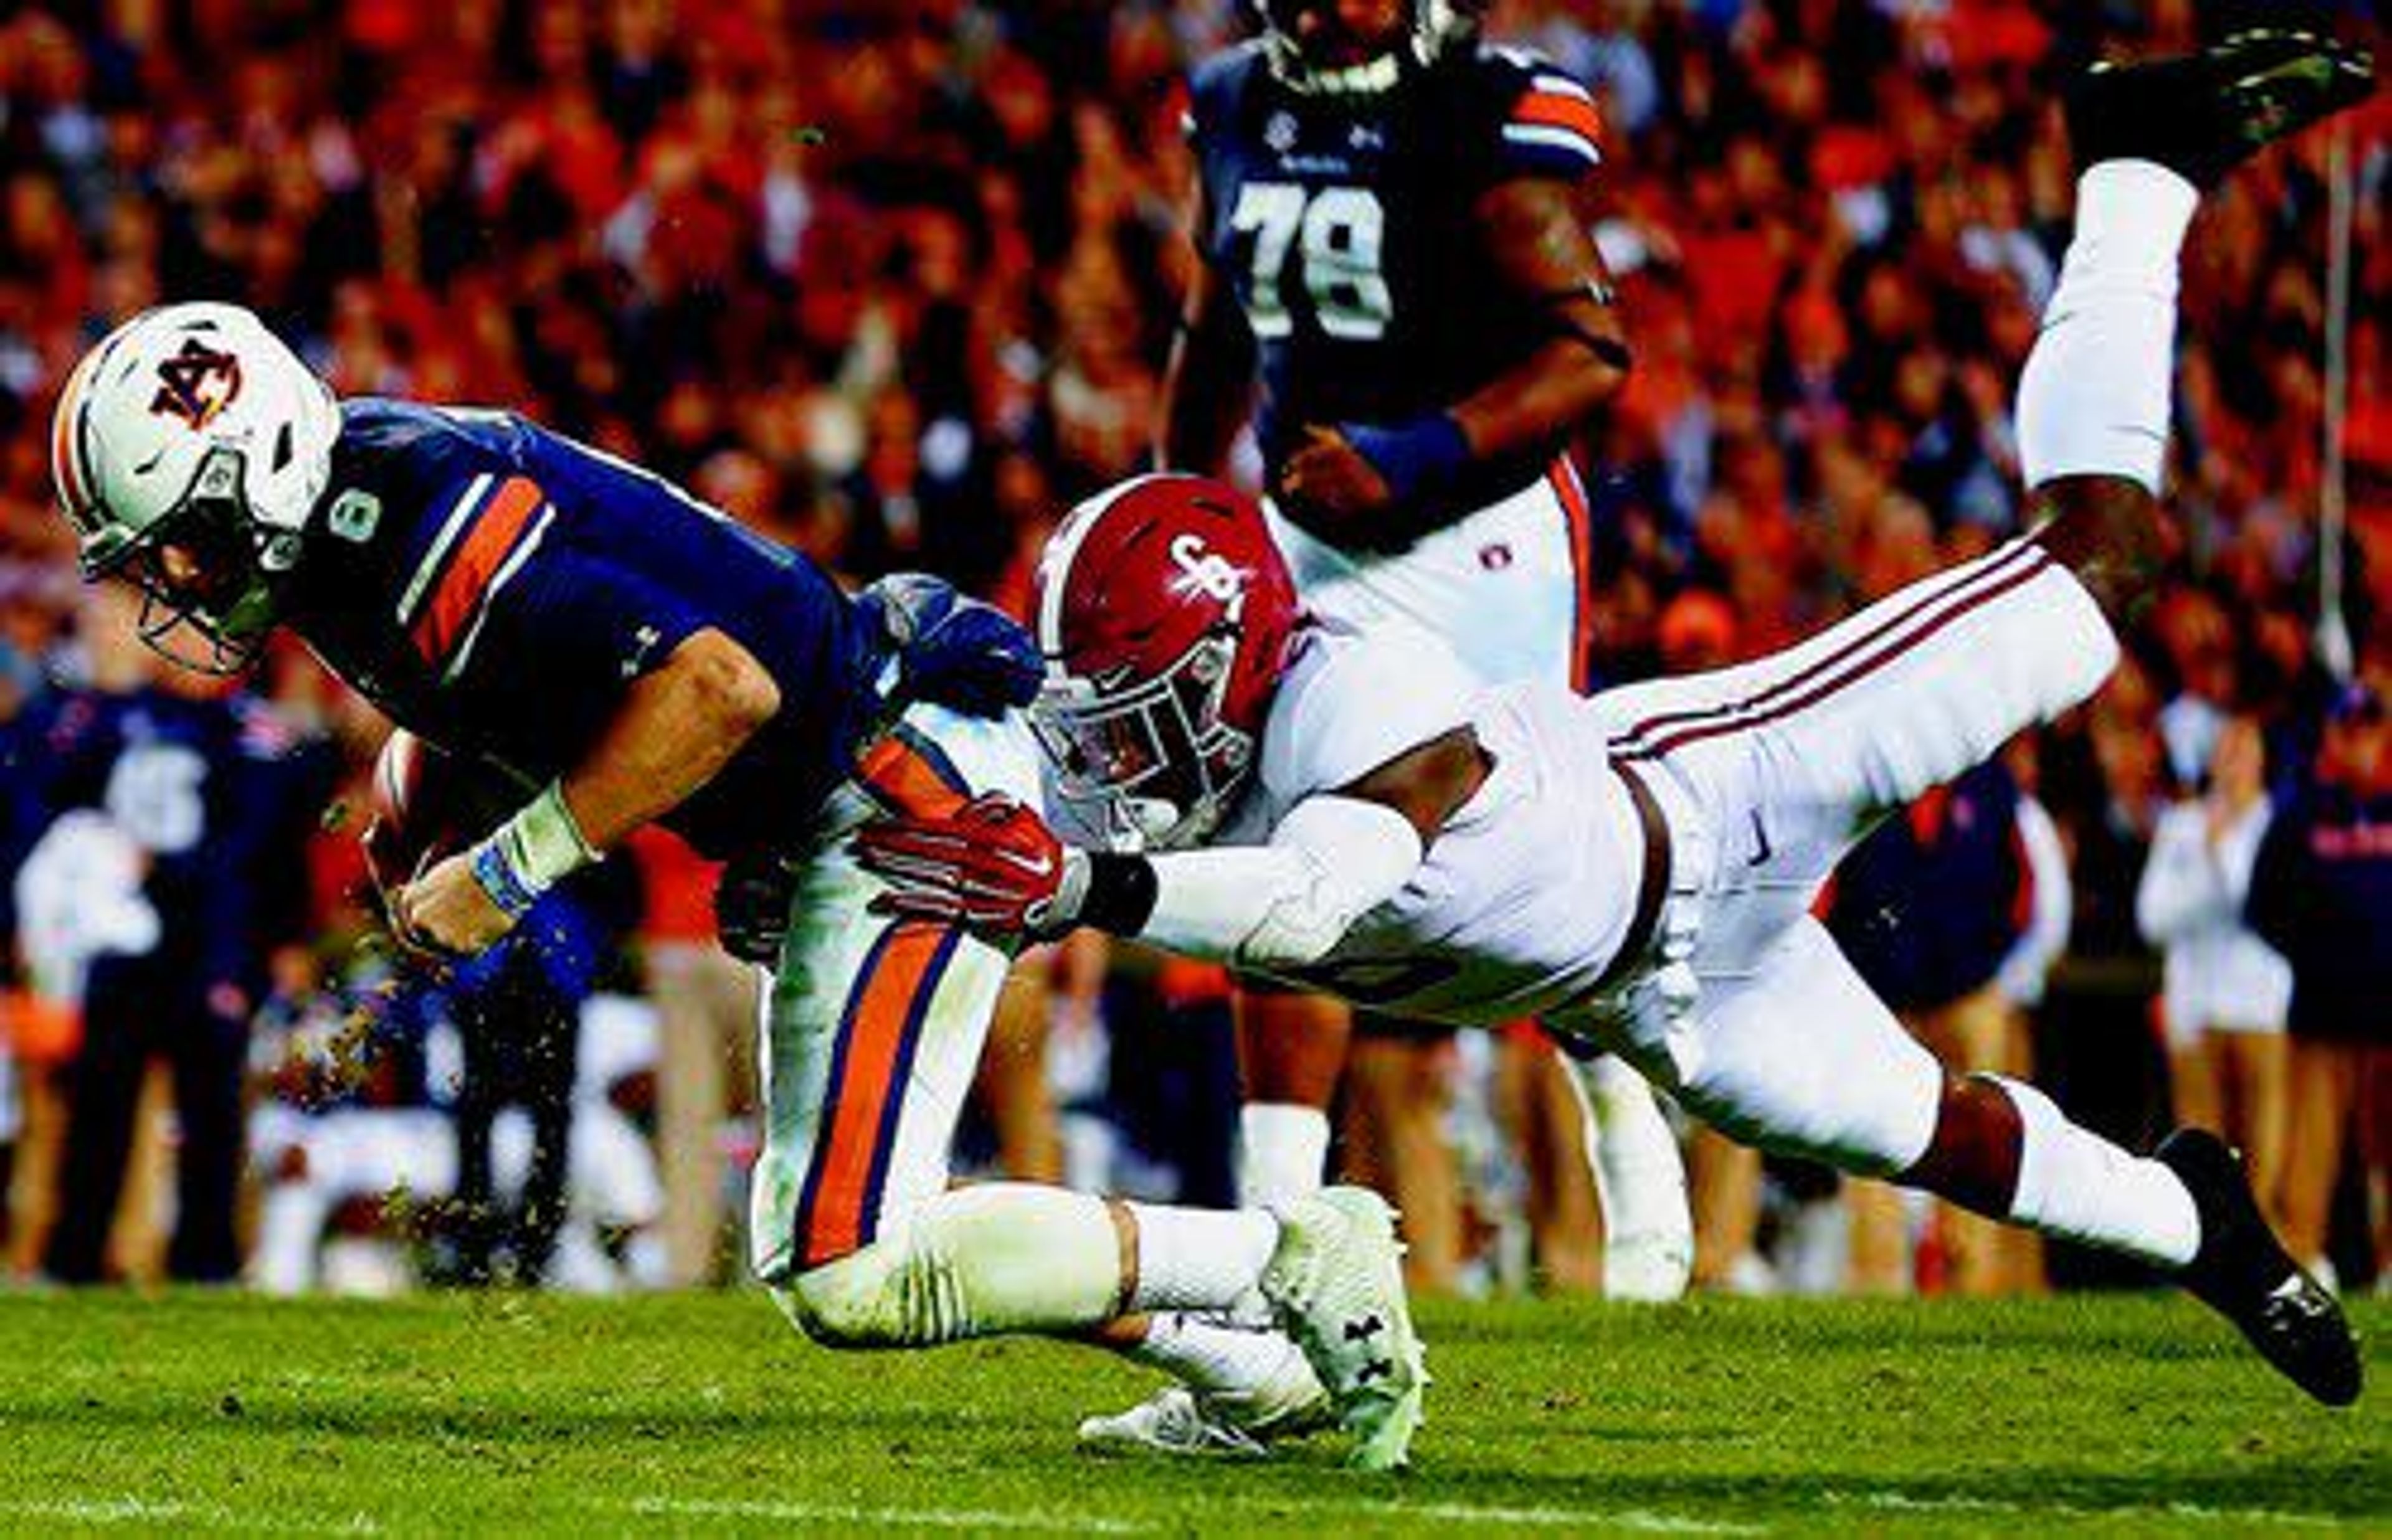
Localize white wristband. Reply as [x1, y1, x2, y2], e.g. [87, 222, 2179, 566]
[495, 782, 601, 894]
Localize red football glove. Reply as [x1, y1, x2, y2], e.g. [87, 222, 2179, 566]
[852, 792, 1089, 939]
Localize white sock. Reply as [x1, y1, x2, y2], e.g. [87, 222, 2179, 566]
[1995, 1076, 2199, 1268]
[1125, 1202, 1279, 1313]
[1577, 1054, 1691, 1246]
[1236, 1103, 1329, 1209]
[1126, 1311, 1297, 1397]
[2016, 159, 2200, 496]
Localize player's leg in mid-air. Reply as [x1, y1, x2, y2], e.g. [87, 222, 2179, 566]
[753, 712, 1423, 1468]
[1598, 31, 2370, 1404]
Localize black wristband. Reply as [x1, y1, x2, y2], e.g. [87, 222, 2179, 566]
[1081, 851, 1160, 935]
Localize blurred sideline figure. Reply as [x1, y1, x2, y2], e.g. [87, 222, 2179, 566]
[2248, 676, 2391, 1290]
[2137, 711, 2292, 1227]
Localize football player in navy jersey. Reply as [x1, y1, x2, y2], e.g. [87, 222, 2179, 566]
[48, 302, 1425, 1468]
[1158, 0, 1693, 1371]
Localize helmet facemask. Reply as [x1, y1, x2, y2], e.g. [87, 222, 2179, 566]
[1030, 634, 1257, 853]
[98, 443, 301, 676]
[1255, 0, 1479, 97]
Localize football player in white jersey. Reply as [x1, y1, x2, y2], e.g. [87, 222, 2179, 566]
[859, 31, 2373, 1426]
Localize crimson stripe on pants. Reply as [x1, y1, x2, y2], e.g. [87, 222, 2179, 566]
[1613, 543, 2053, 759]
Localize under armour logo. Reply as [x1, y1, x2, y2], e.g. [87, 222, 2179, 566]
[1169, 532, 1248, 620]
[1344, 1314, 1384, 1343]
[151, 339, 244, 430]
[621, 624, 663, 679]
[1355, 1357, 1395, 1386]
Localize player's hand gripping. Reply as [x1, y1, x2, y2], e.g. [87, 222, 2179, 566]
[1276, 425, 1398, 536]
[389, 849, 518, 958]
[853, 792, 1089, 940]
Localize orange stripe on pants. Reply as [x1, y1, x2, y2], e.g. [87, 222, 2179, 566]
[796, 920, 956, 1268]
[1550, 459, 1595, 695]
[857, 730, 970, 819]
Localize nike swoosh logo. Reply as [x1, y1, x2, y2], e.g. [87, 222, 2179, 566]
[992, 848, 1055, 880]
[2267, 1275, 2324, 1309]
[1746, 810, 1773, 867]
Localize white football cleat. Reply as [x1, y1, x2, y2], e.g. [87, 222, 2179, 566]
[1076, 1346, 1332, 1460]
[1259, 1186, 1427, 1471]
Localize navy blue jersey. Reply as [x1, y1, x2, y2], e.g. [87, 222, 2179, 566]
[288, 400, 884, 861]
[1187, 41, 1603, 509]
[2247, 778, 2392, 1044]
[34, 684, 305, 993]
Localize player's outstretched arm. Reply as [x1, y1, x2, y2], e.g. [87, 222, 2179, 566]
[391, 628, 779, 956]
[855, 729, 1485, 972]
[853, 787, 1421, 971]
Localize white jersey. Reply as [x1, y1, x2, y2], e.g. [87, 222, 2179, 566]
[1217, 615, 1653, 1026]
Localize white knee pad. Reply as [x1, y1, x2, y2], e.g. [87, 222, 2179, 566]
[772, 1184, 1122, 1349]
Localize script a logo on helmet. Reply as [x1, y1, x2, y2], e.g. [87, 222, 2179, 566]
[150, 339, 244, 430]
[1169, 532, 1247, 621]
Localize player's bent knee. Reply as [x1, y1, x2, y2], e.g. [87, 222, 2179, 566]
[2027, 476, 2165, 621]
[770, 1186, 1119, 1349]
[773, 1242, 919, 1349]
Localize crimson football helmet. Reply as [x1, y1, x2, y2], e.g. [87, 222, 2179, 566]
[1255, 0, 1481, 96]
[1030, 473, 1301, 852]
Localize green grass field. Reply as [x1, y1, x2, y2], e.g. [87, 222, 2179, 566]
[0, 1291, 2383, 1536]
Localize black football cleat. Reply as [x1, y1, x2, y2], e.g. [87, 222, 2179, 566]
[2156, 1128, 2361, 1406]
[2066, 27, 2375, 189]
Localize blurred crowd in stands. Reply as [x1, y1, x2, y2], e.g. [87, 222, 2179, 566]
[0, 0, 2383, 1298]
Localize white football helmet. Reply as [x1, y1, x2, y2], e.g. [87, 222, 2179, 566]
[1254, 0, 1481, 96]
[50, 301, 339, 673]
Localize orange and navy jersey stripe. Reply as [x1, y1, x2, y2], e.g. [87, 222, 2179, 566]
[396, 472, 554, 681]
[855, 722, 972, 820]
[793, 919, 964, 1267]
[1500, 68, 1603, 175]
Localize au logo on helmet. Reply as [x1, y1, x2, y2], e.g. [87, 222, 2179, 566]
[150, 339, 244, 430]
